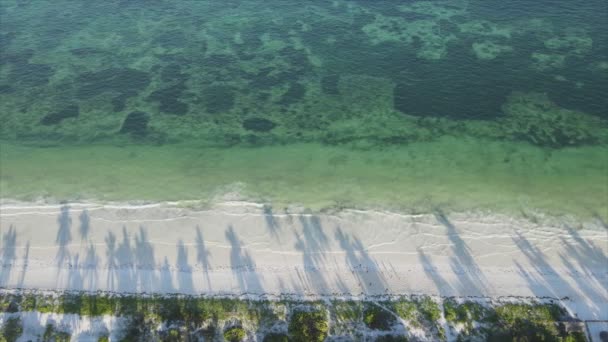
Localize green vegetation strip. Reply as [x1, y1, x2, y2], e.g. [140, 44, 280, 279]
[0, 292, 589, 342]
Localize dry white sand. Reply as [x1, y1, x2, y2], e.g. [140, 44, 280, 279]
[1, 201, 606, 320]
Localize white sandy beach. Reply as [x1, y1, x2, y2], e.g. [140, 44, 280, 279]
[1, 201, 606, 321]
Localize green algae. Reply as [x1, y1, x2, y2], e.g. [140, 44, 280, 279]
[499, 92, 608, 147]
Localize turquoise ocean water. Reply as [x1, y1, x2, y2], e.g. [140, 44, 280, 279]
[0, 0, 607, 217]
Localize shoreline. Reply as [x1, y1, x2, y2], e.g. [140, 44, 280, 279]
[1, 197, 604, 226]
[1, 200, 607, 320]
[2, 139, 607, 220]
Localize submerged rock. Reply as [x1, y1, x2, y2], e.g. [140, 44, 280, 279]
[0, 85, 15, 94]
[279, 46, 311, 71]
[119, 111, 150, 136]
[40, 105, 79, 125]
[160, 64, 188, 83]
[321, 74, 340, 95]
[278, 82, 306, 106]
[247, 68, 299, 90]
[159, 100, 189, 115]
[243, 118, 277, 132]
[111, 90, 138, 112]
[148, 84, 189, 115]
[393, 75, 510, 119]
[239, 26, 264, 49]
[10, 62, 53, 87]
[201, 85, 235, 114]
[76, 68, 151, 99]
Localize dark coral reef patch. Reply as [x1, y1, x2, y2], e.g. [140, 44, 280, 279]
[76, 68, 151, 99]
[160, 64, 188, 84]
[243, 117, 277, 132]
[111, 90, 138, 112]
[7, 58, 54, 87]
[40, 105, 79, 125]
[0, 85, 15, 94]
[119, 111, 150, 136]
[321, 74, 340, 95]
[148, 84, 189, 115]
[200, 85, 235, 114]
[278, 82, 306, 106]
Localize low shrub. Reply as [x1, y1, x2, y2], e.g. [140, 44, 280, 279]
[417, 297, 441, 323]
[224, 326, 247, 342]
[444, 299, 488, 324]
[363, 306, 396, 331]
[43, 322, 71, 342]
[1, 317, 23, 342]
[394, 300, 417, 322]
[487, 303, 578, 341]
[164, 328, 181, 342]
[288, 309, 329, 342]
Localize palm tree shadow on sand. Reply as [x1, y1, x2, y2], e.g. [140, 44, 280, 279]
[195, 225, 212, 290]
[225, 225, 263, 294]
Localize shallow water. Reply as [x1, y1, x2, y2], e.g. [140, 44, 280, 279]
[0, 0, 607, 217]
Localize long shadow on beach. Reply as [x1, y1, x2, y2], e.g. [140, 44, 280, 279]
[334, 226, 388, 295]
[434, 210, 487, 296]
[511, 231, 600, 318]
[83, 242, 99, 290]
[263, 205, 281, 239]
[160, 256, 175, 293]
[561, 225, 608, 277]
[176, 239, 193, 293]
[68, 253, 84, 290]
[226, 225, 263, 294]
[294, 214, 331, 294]
[79, 209, 90, 241]
[16, 241, 30, 287]
[134, 225, 157, 292]
[53, 205, 101, 292]
[115, 226, 135, 292]
[0, 225, 17, 286]
[102, 224, 199, 293]
[559, 225, 608, 311]
[592, 212, 608, 230]
[105, 231, 117, 290]
[514, 225, 608, 319]
[418, 248, 455, 296]
[195, 225, 212, 290]
[56, 205, 72, 274]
